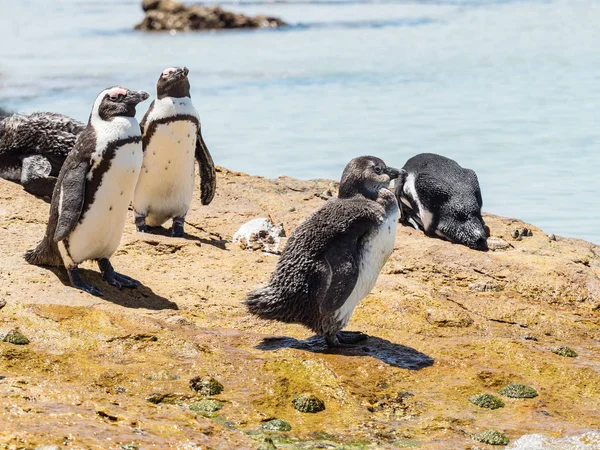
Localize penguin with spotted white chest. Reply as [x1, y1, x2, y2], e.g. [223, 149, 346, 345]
[245, 156, 402, 349]
[25, 87, 149, 296]
[133, 67, 216, 237]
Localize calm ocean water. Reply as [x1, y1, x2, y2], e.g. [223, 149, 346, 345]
[0, 0, 598, 243]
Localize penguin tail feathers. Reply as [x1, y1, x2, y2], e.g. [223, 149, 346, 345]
[245, 285, 287, 321]
[24, 238, 62, 267]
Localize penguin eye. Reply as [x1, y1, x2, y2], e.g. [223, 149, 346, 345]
[109, 93, 125, 102]
[374, 166, 383, 175]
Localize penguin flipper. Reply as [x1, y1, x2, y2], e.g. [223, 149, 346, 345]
[195, 126, 216, 205]
[318, 242, 361, 312]
[53, 160, 88, 242]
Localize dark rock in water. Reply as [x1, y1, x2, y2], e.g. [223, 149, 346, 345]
[190, 399, 223, 413]
[261, 418, 292, 431]
[472, 429, 509, 445]
[135, 0, 287, 32]
[498, 382, 538, 398]
[550, 346, 578, 357]
[3, 329, 29, 345]
[189, 376, 224, 396]
[468, 393, 505, 409]
[292, 393, 325, 413]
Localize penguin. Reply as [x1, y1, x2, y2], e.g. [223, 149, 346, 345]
[395, 153, 488, 251]
[132, 67, 216, 237]
[25, 87, 149, 296]
[245, 156, 402, 348]
[0, 112, 85, 197]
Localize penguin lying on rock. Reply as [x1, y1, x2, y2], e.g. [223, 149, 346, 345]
[245, 156, 402, 349]
[25, 87, 149, 296]
[133, 66, 216, 238]
[0, 112, 85, 197]
[395, 153, 488, 251]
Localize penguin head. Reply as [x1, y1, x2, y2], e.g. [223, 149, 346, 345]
[339, 156, 403, 200]
[93, 87, 150, 121]
[436, 202, 488, 251]
[157, 66, 191, 99]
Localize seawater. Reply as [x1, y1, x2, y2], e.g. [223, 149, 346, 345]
[0, 0, 599, 243]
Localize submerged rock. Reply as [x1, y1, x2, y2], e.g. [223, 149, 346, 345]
[189, 376, 224, 396]
[498, 383, 538, 398]
[3, 329, 30, 345]
[468, 393, 505, 409]
[473, 429, 509, 445]
[135, 0, 287, 32]
[292, 393, 325, 413]
[550, 346, 578, 357]
[190, 399, 223, 413]
[261, 418, 292, 431]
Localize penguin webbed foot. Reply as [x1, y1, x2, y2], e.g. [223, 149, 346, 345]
[325, 332, 370, 351]
[136, 224, 148, 233]
[98, 258, 140, 289]
[170, 217, 185, 238]
[67, 266, 104, 297]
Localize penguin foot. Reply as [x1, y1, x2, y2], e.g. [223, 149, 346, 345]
[325, 333, 369, 351]
[98, 258, 140, 289]
[337, 330, 369, 344]
[136, 225, 148, 233]
[67, 267, 103, 297]
[170, 225, 184, 238]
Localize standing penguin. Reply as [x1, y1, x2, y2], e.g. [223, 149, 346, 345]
[0, 112, 85, 197]
[245, 156, 402, 348]
[395, 153, 488, 250]
[25, 87, 149, 296]
[133, 67, 216, 237]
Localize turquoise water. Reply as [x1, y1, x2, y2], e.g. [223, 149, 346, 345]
[1, 0, 599, 243]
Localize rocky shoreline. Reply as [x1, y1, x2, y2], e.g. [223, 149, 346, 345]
[0, 168, 599, 448]
[135, 0, 287, 32]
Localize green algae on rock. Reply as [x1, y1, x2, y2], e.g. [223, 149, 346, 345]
[261, 418, 292, 431]
[3, 329, 30, 345]
[190, 399, 223, 413]
[551, 346, 578, 357]
[189, 376, 224, 396]
[292, 393, 325, 413]
[257, 436, 277, 450]
[468, 393, 505, 409]
[473, 429, 509, 445]
[120, 443, 139, 450]
[498, 383, 538, 398]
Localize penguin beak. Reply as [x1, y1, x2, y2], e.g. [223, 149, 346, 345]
[124, 90, 150, 105]
[384, 167, 401, 179]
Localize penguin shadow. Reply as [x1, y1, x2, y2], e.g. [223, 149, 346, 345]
[139, 225, 228, 250]
[256, 334, 434, 370]
[43, 266, 178, 310]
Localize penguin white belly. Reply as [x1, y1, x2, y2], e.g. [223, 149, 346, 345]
[403, 172, 433, 230]
[67, 142, 142, 264]
[133, 121, 197, 227]
[335, 208, 399, 327]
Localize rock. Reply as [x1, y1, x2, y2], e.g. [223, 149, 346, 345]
[3, 329, 30, 345]
[498, 383, 538, 398]
[472, 429, 509, 445]
[135, 1, 287, 31]
[486, 237, 511, 251]
[550, 346, 578, 357]
[190, 399, 223, 413]
[468, 280, 504, 292]
[292, 393, 325, 413]
[548, 233, 556, 241]
[261, 418, 292, 431]
[232, 217, 285, 254]
[0, 298, 6, 310]
[121, 444, 139, 450]
[189, 376, 224, 396]
[468, 393, 505, 409]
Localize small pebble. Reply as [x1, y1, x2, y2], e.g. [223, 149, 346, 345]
[0, 298, 6, 310]
[261, 418, 292, 431]
[498, 382, 538, 398]
[548, 233, 556, 241]
[189, 376, 224, 396]
[3, 329, 30, 345]
[292, 393, 325, 413]
[511, 230, 520, 239]
[550, 346, 578, 358]
[472, 429, 509, 445]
